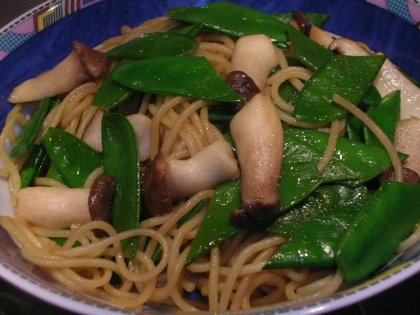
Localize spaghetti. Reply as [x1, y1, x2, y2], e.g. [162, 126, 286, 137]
[0, 6, 416, 313]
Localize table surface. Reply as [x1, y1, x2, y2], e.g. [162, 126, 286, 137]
[1, 0, 420, 314]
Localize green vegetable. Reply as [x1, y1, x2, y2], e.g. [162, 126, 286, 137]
[185, 162, 322, 265]
[271, 12, 330, 27]
[337, 181, 420, 282]
[106, 32, 199, 60]
[19, 145, 47, 188]
[287, 24, 332, 71]
[10, 98, 51, 158]
[111, 56, 243, 102]
[285, 128, 406, 187]
[42, 127, 102, 188]
[92, 75, 134, 109]
[171, 23, 204, 37]
[168, 2, 289, 47]
[102, 113, 141, 259]
[265, 185, 368, 269]
[293, 54, 386, 123]
[363, 90, 400, 147]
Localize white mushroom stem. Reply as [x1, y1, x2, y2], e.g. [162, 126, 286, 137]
[231, 34, 278, 90]
[14, 187, 91, 229]
[229, 92, 283, 228]
[165, 140, 240, 200]
[82, 109, 104, 152]
[82, 112, 152, 162]
[395, 117, 420, 176]
[8, 51, 92, 104]
[126, 114, 152, 162]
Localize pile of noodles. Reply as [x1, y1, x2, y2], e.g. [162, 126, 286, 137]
[0, 16, 418, 313]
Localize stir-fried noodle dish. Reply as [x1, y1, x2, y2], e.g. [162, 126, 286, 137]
[1, 2, 420, 313]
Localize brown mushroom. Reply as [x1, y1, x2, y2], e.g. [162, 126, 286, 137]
[142, 150, 173, 217]
[229, 92, 284, 229]
[379, 167, 420, 184]
[291, 10, 313, 36]
[73, 41, 108, 79]
[225, 70, 260, 111]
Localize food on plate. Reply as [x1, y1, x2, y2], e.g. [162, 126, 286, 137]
[1, 1, 420, 312]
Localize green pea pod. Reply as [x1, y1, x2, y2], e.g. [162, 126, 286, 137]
[337, 181, 420, 282]
[363, 90, 400, 147]
[185, 162, 323, 266]
[283, 131, 359, 183]
[19, 145, 48, 188]
[106, 32, 199, 60]
[92, 75, 134, 109]
[171, 23, 204, 37]
[102, 113, 141, 260]
[285, 128, 406, 187]
[287, 24, 332, 72]
[272, 13, 330, 27]
[111, 56, 243, 102]
[168, 2, 288, 47]
[265, 185, 368, 269]
[10, 98, 51, 158]
[42, 127, 103, 188]
[293, 54, 386, 123]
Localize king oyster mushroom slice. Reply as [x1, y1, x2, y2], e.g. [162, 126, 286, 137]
[15, 187, 91, 229]
[8, 42, 108, 104]
[164, 139, 240, 200]
[229, 92, 283, 229]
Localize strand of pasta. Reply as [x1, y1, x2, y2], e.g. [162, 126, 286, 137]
[317, 118, 343, 173]
[332, 93, 403, 182]
[37, 82, 98, 142]
[160, 100, 213, 156]
[268, 66, 313, 113]
[148, 103, 199, 157]
[275, 107, 325, 129]
[218, 236, 285, 310]
[149, 96, 188, 159]
[208, 246, 220, 311]
[242, 272, 287, 308]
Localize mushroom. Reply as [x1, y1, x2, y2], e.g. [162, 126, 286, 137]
[82, 112, 152, 162]
[394, 117, 420, 177]
[8, 42, 108, 104]
[143, 140, 240, 216]
[14, 187, 91, 229]
[225, 70, 260, 111]
[229, 92, 283, 229]
[291, 10, 313, 36]
[88, 174, 117, 223]
[82, 109, 104, 152]
[231, 34, 278, 91]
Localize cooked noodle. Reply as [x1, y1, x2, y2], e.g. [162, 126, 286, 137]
[0, 11, 411, 313]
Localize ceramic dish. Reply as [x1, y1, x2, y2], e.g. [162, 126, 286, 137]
[1, 0, 420, 314]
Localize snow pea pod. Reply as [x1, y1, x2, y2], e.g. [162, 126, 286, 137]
[185, 162, 323, 266]
[19, 145, 47, 188]
[272, 12, 330, 27]
[168, 2, 289, 47]
[10, 98, 51, 158]
[337, 181, 420, 282]
[92, 75, 133, 109]
[285, 128, 407, 187]
[102, 113, 141, 260]
[363, 90, 400, 147]
[287, 24, 332, 72]
[106, 32, 198, 60]
[265, 185, 368, 269]
[293, 54, 386, 123]
[111, 56, 243, 102]
[42, 127, 103, 188]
